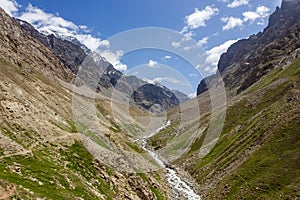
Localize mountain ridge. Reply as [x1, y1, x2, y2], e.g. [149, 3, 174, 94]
[197, 0, 300, 96]
[16, 18, 180, 111]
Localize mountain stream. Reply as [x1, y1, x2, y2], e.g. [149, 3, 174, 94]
[139, 121, 201, 200]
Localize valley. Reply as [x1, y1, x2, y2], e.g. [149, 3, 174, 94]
[0, 0, 300, 199]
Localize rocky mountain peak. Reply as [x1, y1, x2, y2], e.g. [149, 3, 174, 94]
[0, 8, 74, 82]
[197, 0, 300, 96]
[17, 19, 88, 75]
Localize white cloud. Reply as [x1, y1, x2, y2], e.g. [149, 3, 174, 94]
[198, 37, 209, 46]
[171, 41, 181, 48]
[1, 2, 127, 72]
[184, 6, 219, 30]
[188, 93, 197, 98]
[75, 34, 110, 51]
[221, 16, 244, 31]
[19, 4, 77, 32]
[162, 55, 172, 60]
[205, 39, 239, 72]
[99, 50, 127, 71]
[17, 4, 109, 51]
[147, 60, 160, 68]
[171, 33, 193, 49]
[243, 6, 270, 24]
[227, 0, 250, 8]
[152, 77, 188, 86]
[0, 0, 19, 17]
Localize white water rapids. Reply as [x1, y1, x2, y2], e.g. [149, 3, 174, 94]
[139, 121, 201, 200]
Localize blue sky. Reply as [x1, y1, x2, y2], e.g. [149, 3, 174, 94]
[0, 0, 282, 97]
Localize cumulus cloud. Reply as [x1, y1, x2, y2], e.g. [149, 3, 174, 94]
[184, 6, 219, 30]
[204, 39, 239, 72]
[171, 41, 181, 48]
[221, 5, 270, 31]
[17, 4, 109, 51]
[221, 16, 244, 30]
[162, 55, 172, 60]
[243, 6, 270, 24]
[0, 0, 19, 17]
[147, 60, 160, 68]
[227, 0, 250, 8]
[198, 37, 209, 46]
[171, 33, 193, 49]
[99, 50, 127, 71]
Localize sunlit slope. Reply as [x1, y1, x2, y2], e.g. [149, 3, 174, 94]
[150, 58, 300, 199]
[0, 58, 170, 199]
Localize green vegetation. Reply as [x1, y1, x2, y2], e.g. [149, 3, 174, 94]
[148, 122, 179, 150]
[195, 59, 299, 198]
[150, 58, 300, 199]
[222, 118, 300, 199]
[0, 141, 114, 199]
[137, 173, 165, 200]
[125, 141, 145, 153]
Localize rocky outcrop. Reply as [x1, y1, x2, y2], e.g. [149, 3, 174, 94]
[132, 84, 179, 112]
[17, 19, 87, 74]
[0, 8, 74, 82]
[197, 0, 300, 96]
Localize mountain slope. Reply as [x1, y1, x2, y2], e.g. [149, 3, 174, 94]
[197, 0, 300, 96]
[172, 90, 190, 103]
[182, 57, 300, 199]
[0, 8, 74, 83]
[0, 8, 170, 199]
[148, 1, 300, 199]
[150, 50, 300, 200]
[17, 19, 88, 75]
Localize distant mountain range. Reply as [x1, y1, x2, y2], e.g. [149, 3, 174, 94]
[17, 18, 183, 112]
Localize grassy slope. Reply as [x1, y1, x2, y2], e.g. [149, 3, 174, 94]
[155, 58, 300, 199]
[0, 59, 169, 199]
[194, 58, 299, 199]
[0, 141, 113, 199]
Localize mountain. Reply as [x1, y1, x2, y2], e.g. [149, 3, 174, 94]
[0, 9, 74, 82]
[0, 7, 170, 199]
[17, 19, 179, 111]
[171, 90, 190, 103]
[197, 0, 300, 96]
[91, 53, 180, 111]
[148, 1, 300, 199]
[132, 84, 179, 113]
[17, 19, 88, 75]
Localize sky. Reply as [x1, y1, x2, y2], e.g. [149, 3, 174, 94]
[0, 0, 282, 97]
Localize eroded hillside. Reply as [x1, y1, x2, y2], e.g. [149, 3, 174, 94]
[0, 7, 170, 200]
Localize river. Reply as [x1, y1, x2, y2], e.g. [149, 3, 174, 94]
[139, 121, 201, 200]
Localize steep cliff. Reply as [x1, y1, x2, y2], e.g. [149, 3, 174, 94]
[197, 0, 300, 96]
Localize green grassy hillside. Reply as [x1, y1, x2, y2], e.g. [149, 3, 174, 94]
[151, 58, 300, 199]
[0, 59, 169, 199]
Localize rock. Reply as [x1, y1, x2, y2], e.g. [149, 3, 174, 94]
[197, 1, 300, 96]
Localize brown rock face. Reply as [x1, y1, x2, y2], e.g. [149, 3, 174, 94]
[0, 8, 74, 82]
[17, 19, 88, 74]
[197, 0, 300, 96]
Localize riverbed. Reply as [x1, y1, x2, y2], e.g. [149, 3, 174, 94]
[140, 121, 201, 200]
